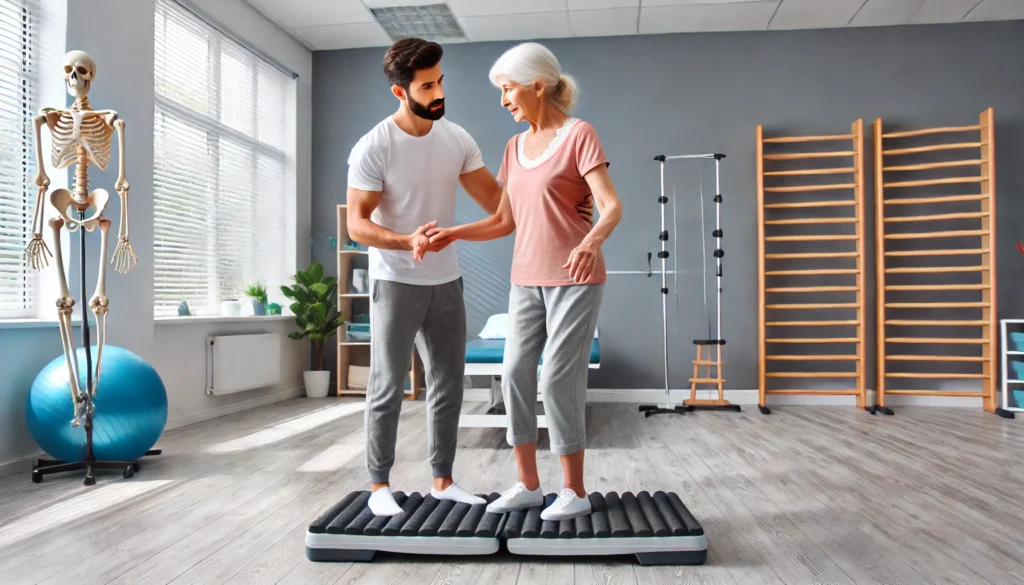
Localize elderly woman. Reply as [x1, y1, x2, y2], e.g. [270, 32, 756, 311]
[417, 42, 623, 521]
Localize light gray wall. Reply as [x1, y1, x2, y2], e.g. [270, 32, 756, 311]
[312, 20, 1024, 392]
[0, 0, 313, 473]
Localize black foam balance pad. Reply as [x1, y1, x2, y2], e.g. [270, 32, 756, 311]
[502, 491, 707, 566]
[305, 491, 504, 562]
[307, 489, 707, 566]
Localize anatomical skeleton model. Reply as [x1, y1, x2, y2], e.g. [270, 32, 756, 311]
[24, 50, 136, 427]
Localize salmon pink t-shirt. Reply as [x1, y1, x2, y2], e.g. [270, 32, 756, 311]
[496, 118, 609, 287]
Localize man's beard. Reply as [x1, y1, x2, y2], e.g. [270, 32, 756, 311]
[408, 95, 445, 120]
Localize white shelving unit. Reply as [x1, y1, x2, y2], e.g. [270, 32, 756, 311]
[997, 319, 1022, 418]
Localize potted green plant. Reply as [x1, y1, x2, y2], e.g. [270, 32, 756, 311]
[281, 262, 344, 398]
[244, 282, 268, 316]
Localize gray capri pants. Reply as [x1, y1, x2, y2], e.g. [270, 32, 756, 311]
[501, 282, 604, 455]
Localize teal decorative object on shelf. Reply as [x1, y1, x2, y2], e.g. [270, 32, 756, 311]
[1010, 331, 1024, 352]
[177, 299, 190, 316]
[1014, 389, 1024, 409]
[267, 302, 282, 315]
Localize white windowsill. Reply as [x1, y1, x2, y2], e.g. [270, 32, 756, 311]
[154, 315, 295, 326]
[0, 318, 94, 330]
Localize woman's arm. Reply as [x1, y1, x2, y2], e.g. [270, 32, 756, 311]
[563, 164, 623, 282]
[413, 186, 515, 261]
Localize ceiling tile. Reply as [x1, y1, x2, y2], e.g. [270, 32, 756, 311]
[568, 0, 638, 8]
[292, 22, 391, 50]
[639, 1, 779, 34]
[446, 0, 567, 17]
[769, 0, 867, 29]
[850, 0, 927, 26]
[965, 0, 1024, 20]
[459, 12, 572, 42]
[907, 0, 979, 23]
[642, 0, 770, 6]
[569, 8, 638, 37]
[248, 0, 373, 28]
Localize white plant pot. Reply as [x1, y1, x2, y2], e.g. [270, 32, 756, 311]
[304, 370, 331, 398]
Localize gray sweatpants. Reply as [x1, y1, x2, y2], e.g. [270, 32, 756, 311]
[502, 283, 604, 455]
[365, 277, 466, 484]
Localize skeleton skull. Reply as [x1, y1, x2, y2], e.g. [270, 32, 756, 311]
[63, 50, 95, 99]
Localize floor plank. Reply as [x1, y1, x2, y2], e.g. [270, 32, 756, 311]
[0, 398, 1019, 585]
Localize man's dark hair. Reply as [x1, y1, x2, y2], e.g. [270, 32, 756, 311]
[383, 37, 443, 88]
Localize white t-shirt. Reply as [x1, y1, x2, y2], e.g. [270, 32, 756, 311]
[347, 116, 484, 285]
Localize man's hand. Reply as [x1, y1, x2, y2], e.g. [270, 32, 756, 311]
[576, 194, 594, 223]
[412, 224, 456, 262]
[562, 236, 600, 283]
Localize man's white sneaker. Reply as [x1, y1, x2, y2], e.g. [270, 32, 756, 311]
[485, 482, 544, 514]
[540, 489, 591, 521]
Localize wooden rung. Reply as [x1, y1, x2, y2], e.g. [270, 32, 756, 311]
[767, 303, 859, 309]
[762, 151, 855, 160]
[884, 176, 985, 188]
[888, 355, 987, 362]
[692, 360, 721, 366]
[766, 355, 859, 361]
[885, 211, 988, 223]
[884, 284, 989, 291]
[764, 201, 854, 209]
[885, 337, 988, 344]
[765, 338, 860, 343]
[765, 269, 859, 275]
[884, 229, 988, 240]
[763, 167, 855, 176]
[882, 143, 982, 155]
[765, 390, 860, 396]
[885, 265, 987, 274]
[766, 286, 859, 293]
[683, 399, 734, 406]
[765, 218, 856, 225]
[764, 183, 857, 192]
[689, 377, 725, 383]
[885, 390, 984, 397]
[882, 125, 981, 139]
[763, 134, 854, 143]
[884, 160, 984, 172]
[765, 236, 859, 242]
[766, 252, 859, 259]
[766, 372, 858, 378]
[885, 302, 989, 308]
[885, 320, 987, 326]
[766, 320, 860, 326]
[883, 194, 985, 205]
[886, 373, 989, 379]
[884, 249, 987, 257]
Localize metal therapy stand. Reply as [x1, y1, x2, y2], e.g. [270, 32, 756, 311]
[638, 153, 738, 418]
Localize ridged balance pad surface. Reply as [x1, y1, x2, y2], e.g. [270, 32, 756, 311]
[305, 490, 706, 566]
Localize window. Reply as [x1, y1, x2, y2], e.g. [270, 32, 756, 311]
[153, 0, 296, 317]
[0, 0, 40, 318]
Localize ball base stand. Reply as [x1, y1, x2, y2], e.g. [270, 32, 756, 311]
[32, 450, 162, 485]
[995, 408, 1016, 419]
[864, 405, 895, 416]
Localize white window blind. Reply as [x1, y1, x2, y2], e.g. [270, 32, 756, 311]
[153, 0, 296, 317]
[0, 0, 39, 318]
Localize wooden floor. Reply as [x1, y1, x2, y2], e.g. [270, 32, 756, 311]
[0, 398, 1022, 585]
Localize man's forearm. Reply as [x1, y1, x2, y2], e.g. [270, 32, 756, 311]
[349, 217, 412, 251]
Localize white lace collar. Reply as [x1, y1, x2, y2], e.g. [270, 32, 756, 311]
[516, 117, 580, 169]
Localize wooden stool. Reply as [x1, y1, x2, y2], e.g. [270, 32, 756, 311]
[685, 341, 740, 411]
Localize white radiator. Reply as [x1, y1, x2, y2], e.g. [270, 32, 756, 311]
[206, 333, 282, 395]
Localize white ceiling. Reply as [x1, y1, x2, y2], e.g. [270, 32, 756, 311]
[244, 0, 1024, 51]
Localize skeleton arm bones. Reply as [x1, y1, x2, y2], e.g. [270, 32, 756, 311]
[24, 111, 56, 270]
[109, 116, 136, 273]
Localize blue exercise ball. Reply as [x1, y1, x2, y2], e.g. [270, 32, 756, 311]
[26, 345, 168, 463]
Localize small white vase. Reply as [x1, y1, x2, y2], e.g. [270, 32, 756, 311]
[304, 370, 331, 398]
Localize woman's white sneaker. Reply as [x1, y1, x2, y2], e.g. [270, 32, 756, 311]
[485, 482, 544, 514]
[540, 489, 592, 521]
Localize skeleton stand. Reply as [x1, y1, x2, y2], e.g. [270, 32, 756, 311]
[639, 153, 739, 418]
[30, 211, 161, 486]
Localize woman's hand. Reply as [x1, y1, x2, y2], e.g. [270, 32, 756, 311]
[412, 227, 456, 262]
[563, 237, 600, 283]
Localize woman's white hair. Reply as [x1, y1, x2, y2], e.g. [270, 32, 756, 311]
[488, 42, 578, 112]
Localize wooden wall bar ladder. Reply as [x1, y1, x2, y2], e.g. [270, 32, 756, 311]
[874, 108, 1000, 415]
[756, 121, 869, 414]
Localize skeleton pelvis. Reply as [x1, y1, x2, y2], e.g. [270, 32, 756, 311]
[50, 188, 109, 232]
